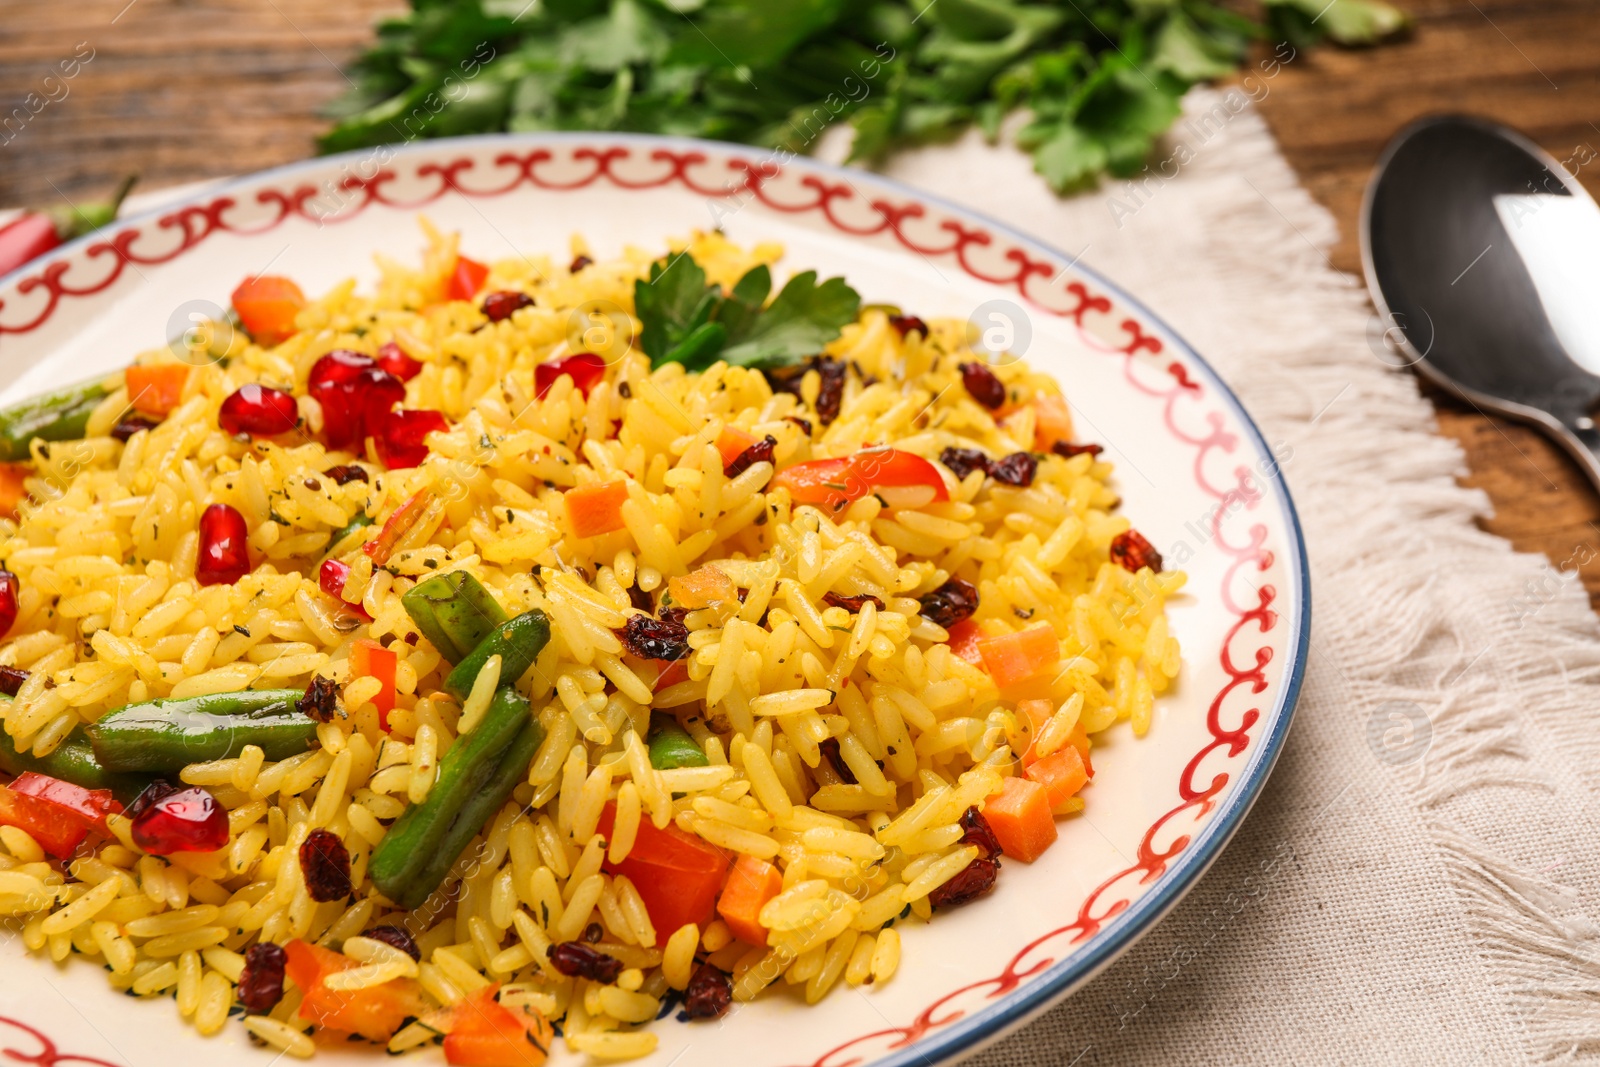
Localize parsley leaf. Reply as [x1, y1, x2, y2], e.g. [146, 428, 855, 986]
[633, 256, 860, 371]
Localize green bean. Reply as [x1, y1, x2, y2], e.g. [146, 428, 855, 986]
[0, 379, 109, 462]
[401, 571, 508, 663]
[444, 609, 550, 699]
[84, 689, 318, 773]
[325, 512, 373, 553]
[647, 716, 708, 769]
[0, 727, 151, 802]
[369, 687, 543, 909]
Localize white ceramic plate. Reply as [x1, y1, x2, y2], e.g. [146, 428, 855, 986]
[0, 135, 1308, 1067]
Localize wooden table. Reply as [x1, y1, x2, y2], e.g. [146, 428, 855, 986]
[5, 0, 1600, 599]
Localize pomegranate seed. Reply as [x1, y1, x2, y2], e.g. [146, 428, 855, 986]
[308, 351, 405, 450]
[196, 504, 250, 586]
[219, 384, 299, 437]
[481, 291, 534, 322]
[375, 409, 449, 469]
[534, 352, 607, 399]
[0, 569, 18, 637]
[318, 558, 371, 618]
[130, 784, 228, 855]
[375, 342, 422, 381]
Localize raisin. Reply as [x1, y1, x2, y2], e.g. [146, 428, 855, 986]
[813, 357, 847, 425]
[918, 577, 978, 629]
[238, 942, 287, 1014]
[1109, 530, 1163, 574]
[822, 591, 885, 613]
[725, 434, 777, 479]
[819, 738, 857, 785]
[297, 675, 340, 722]
[959, 362, 1005, 410]
[990, 452, 1037, 487]
[784, 415, 813, 436]
[582, 923, 604, 944]
[616, 613, 690, 662]
[682, 963, 733, 1019]
[321, 464, 370, 485]
[958, 806, 1003, 860]
[929, 856, 999, 910]
[940, 447, 991, 480]
[299, 829, 353, 902]
[363, 925, 420, 961]
[1051, 442, 1103, 460]
[110, 412, 162, 442]
[658, 606, 689, 627]
[889, 314, 929, 339]
[481, 291, 535, 323]
[569, 255, 594, 273]
[0, 666, 27, 697]
[547, 941, 624, 984]
[627, 584, 653, 614]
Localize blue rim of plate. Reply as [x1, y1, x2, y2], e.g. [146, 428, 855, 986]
[2, 132, 1311, 1066]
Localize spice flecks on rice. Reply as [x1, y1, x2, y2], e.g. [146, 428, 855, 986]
[0, 226, 1183, 1060]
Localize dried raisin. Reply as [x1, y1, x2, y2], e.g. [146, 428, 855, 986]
[1051, 442, 1103, 460]
[321, 464, 370, 485]
[111, 413, 162, 442]
[940, 447, 991, 480]
[918, 577, 978, 629]
[959, 362, 1005, 409]
[616, 614, 691, 662]
[0, 666, 27, 697]
[724, 434, 777, 478]
[238, 942, 287, 1014]
[297, 675, 340, 722]
[929, 856, 999, 910]
[1109, 530, 1163, 574]
[958, 806, 1003, 860]
[548, 941, 624, 984]
[683, 963, 733, 1019]
[990, 452, 1037, 487]
[299, 829, 353, 902]
[822, 591, 885, 613]
[889, 314, 929, 339]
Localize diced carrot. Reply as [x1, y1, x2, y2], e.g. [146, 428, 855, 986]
[446, 255, 491, 303]
[717, 855, 783, 947]
[564, 479, 629, 538]
[0, 463, 29, 519]
[350, 638, 397, 730]
[444, 985, 553, 1067]
[984, 776, 1058, 862]
[1031, 394, 1075, 451]
[231, 275, 307, 346]
[667, 564, 737, 610]
[1067, 722, 1094, 777]
[125, 364, 190, 418]
[976, 625, 1060, 689]
[946, 618, 984, 665]
[1026, 745, 1090, 810]
[714, 426, 758, 468]
[364, 488, 435, 565]
[284, 939, 425, 1042]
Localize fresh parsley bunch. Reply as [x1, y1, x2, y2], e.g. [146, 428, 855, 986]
[322, 0, 1404, 193]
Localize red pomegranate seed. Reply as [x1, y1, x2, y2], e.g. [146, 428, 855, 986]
[481, 291, 534, 323]
[0, 569, 18, 637]
[534, 352, 607, 399]
[196, 504, 250, 586]
[309, 351, 405, 451]
[130, 784, 228, 855]
[375, 342, 422, 382]
[318, 559, 371, 619]
[219, 384, 299, 437]
[375, 409, 449, 469]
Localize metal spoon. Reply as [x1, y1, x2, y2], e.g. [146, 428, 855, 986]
[1361, 114, 1600, 488]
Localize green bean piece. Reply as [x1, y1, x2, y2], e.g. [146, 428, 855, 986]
[84, 689, 318, 772]
[369, 687, 543, 908]
[444, 608, 551, 699]
[0, 380, 109, 462]
[647, 716, 708, 770]
[0, 727, 151, 802]
[325, 512, 374, 554]
[401, 571, 508, 663]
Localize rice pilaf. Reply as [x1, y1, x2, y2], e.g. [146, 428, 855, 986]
[0, 226, 1183, 1063]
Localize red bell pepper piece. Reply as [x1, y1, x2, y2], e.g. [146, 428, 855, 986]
[364, 488, 434, 566]
[945, 618, 985, 665]
[772, 448, 949, 514]
[0, 772, 121, 859]
[0, 176, 136, 277]
[443, 985, 554, 1067]
[446, 256, 491, 302]
[350, 638, 397, 730]
[534, 352, 607, 399]
[284, 939, 425, 1042]
[596, 803, 730, 937]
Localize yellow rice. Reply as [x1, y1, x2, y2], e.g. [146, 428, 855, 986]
[0, 224, 1183, 1057]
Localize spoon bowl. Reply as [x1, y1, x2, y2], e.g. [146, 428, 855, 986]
[1362, 115, 1600, 485]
